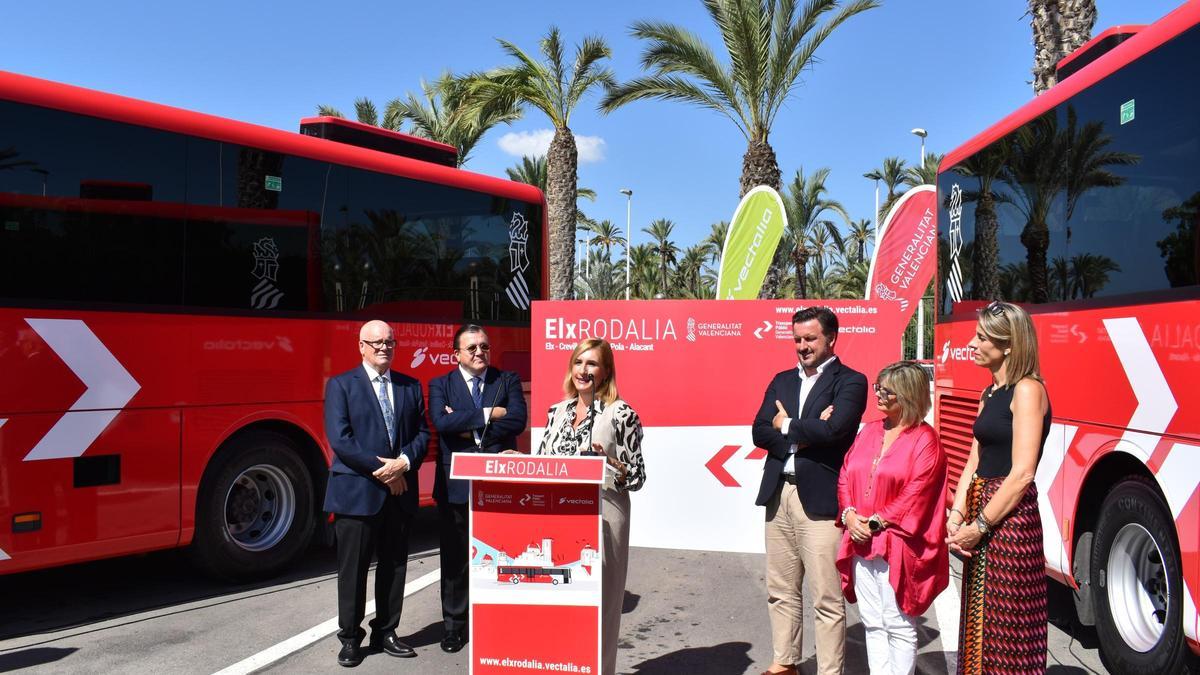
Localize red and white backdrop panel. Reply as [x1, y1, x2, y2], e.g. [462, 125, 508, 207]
[531, 299, 908, 553]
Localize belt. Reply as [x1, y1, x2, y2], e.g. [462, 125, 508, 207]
[780, 473, 797, 485]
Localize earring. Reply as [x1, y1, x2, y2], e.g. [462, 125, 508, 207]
[1004, 349, 1011, 356]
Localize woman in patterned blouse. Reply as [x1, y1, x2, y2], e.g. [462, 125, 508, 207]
[536, 338, 645, 675]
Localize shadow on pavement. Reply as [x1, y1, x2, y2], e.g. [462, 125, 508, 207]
[0, 506, 442, 642]
[400, 620, 444, 649]
[0, 646, 77, 670]
[628, 641, 753, 674]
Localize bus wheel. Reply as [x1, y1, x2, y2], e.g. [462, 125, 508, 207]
[1092, 477, 1187, 674]
[190, 431, 314, 580]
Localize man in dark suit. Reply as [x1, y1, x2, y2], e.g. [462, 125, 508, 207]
[428, 324, 527, 653]
[752, 307, 867, 675]
[324, 319, 429, 667]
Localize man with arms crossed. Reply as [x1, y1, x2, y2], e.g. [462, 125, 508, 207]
[324, 320, 430, 667]
[752, 307, 867, 675]
[428, 324, 528, 653]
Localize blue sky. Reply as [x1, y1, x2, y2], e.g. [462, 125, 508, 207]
[5, 0, 1185, 254]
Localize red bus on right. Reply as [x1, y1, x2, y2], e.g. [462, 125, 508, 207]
[935, 3, 1200, 672]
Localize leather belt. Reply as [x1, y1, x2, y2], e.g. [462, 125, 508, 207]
[780, 473, 798, 485]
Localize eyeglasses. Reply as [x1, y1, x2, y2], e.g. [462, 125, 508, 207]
[459, 343, 491, 354]
[361, 339, 396, 350]
[872, 383, 897, 399]
[983, 301, 1005, 317]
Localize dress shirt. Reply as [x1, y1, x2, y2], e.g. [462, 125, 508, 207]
[780, 355, 838, 474]
[458, 365, 493, 445]
[362, 362, 407, 470]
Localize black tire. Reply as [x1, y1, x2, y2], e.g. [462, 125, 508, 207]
[189, 431, 315, 580]
[1091, 477, 1188, 674]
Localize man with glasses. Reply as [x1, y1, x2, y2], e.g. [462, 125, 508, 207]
[324, 319, 429, 667]
[428, 324, 528, 654]
[752, 307, 868, 675]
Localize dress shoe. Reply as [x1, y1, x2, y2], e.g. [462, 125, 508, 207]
[369, 633, 416, 658]
[440, 630, 466, 653]
[337, 642, 363, 668]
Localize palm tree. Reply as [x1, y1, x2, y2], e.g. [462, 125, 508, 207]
[876, 156, 908, 217]
[1062, 105, 1139, 224]
[602, 0, 878, 297]
[1069, 252, 1120, 298]
[846, 218, 873, 264]
[505, 154, 598, 227]
[701, 220, 731, 264]
[316, 98, 394, 129]
[782, 167, 849, 298]
[629, 244, 659, 299]
[385, 74, 523, 167]
[902, 152, 943, 188]
[674, 245, 710, 298]
[643, 218, 681, 296]
[952, 141, 1010, 301]
[588, 219, 626, 259]
[1029, 0, 1096, 94]
[1000, 111, 1066, 303]
[463, 28, 615, 300]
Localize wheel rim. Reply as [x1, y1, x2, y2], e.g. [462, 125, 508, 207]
[1106, 522, 1170, 652]
[224, 463, 296, 552]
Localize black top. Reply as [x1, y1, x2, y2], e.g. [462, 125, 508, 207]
[973, 381, 1052, 478]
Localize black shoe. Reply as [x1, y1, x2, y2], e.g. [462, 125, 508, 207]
[337, 642, 363, 668]
[369, 633, 416, 658]
[440, 630, 466, 653]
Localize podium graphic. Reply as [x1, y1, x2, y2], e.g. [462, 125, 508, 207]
[451, 454, 606, 674]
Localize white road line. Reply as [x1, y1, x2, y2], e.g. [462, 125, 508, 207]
[212, 568, 440, 675]
[932, 573, 960, 674]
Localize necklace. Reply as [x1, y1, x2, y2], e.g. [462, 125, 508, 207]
[864, 425, 901, 499]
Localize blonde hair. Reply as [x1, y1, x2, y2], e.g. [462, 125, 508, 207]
[978, 301, 1042, 385]
[562, 338, 619, 405]
[878, 361, 930, 428]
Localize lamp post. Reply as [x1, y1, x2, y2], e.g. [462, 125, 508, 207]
[863, 170, 881, 245]
[619, 188, 633, 300]
[911, 127, 927, 167]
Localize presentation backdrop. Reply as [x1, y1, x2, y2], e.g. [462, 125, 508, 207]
[531, 299, 909, 553]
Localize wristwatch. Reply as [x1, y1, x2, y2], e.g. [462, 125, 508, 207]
[867, 514, 884, 533]
[975, 514, 990, 535]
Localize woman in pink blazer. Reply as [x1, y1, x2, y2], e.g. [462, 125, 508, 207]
[836, 361, 948, 675]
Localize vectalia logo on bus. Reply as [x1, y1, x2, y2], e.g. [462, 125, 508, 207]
[410, 346, 455, 368]
[940, 339, 974, 364]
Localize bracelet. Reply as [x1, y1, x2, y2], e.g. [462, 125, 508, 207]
[840, 506, 856, 526]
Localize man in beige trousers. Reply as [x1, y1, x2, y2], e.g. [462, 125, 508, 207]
[751, 307, 867, 675]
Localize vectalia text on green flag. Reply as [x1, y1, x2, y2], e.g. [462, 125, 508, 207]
[714, 186, 788, 299]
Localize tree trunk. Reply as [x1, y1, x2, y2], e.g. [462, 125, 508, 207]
[739, 139, 784, 299]
[1029, 0, 1097, 95]
[546, 127, 579, 300]
[1021, 220, 1051, 303]
[792, 247, 810, 300]
[973, 191, 1001, 300]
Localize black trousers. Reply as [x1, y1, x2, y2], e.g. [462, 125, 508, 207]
[437, 500, 470, 632]
[334, 497, 411, 644]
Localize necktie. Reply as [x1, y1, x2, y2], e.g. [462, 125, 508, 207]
[471, 376, 483, 409]
[377, 376, 396, 445]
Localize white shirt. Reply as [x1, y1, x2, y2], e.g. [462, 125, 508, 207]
[458, 365, 493, 444]
[363, 362, 409, 470]
[780, 355, 838, 474]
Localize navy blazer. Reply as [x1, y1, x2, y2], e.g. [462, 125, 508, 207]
[752, 358, 867, 517]
[428, 366, 528, 504]
[323, 366, 430, 516]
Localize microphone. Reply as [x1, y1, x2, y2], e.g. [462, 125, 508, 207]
[477, 368, 506, 452]
[584, 374, 600, 455]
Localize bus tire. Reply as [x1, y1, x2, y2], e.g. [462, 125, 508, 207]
[1091, 477, 1187, 674]
[190, 431, 315, 580]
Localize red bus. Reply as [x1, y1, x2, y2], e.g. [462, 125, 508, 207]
[935, 3, 1200, 671]
[0, 71, 546, 579]
[496, 566, 572, 585]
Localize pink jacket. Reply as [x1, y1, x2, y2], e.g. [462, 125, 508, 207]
[836, 421, 949, 616]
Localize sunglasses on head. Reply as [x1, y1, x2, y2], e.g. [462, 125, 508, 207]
[983, 301, 1005, 317]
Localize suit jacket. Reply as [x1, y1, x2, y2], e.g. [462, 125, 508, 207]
[323, 366, 430, 516]
[429, 366, 528, 504]
[752, 358, 868, 517]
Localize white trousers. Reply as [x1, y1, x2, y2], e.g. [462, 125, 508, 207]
[853, 556, 917, 675]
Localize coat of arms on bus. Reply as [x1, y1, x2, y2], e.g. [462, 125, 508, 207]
[505, 211, 531, 310]
[945, 184, 964, 304]
[251, 236, 285, 310]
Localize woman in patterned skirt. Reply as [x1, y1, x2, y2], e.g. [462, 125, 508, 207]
[535, 337, 645, 675]
[946, 301, 1051, 673]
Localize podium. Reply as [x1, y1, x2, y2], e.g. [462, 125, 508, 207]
[450, 453, 606, 675]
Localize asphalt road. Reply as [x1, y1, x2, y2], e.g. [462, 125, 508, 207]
[0, 506, 1115, 674]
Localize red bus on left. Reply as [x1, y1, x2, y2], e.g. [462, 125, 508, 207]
[0, 70, 546, 579]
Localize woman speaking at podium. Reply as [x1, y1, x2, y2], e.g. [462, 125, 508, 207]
[535, 338, 645, 675]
